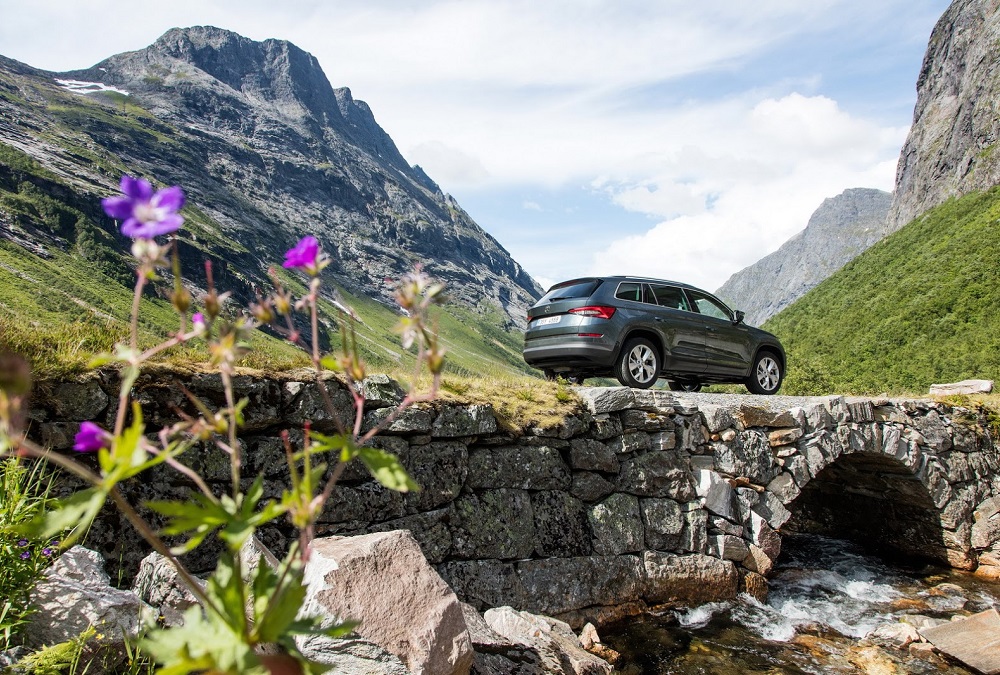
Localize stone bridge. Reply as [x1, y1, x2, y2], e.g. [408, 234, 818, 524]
[32, 372, 1000, 628]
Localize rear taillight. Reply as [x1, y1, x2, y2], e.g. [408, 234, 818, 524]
[569, 306, 616, 319]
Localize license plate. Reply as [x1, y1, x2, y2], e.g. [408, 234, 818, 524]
[534, 315, 560, 326]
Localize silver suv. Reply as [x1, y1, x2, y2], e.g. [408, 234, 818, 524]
[522, 276, 786, 393]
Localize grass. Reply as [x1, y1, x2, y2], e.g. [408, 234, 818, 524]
[0, 459, 58, 650]
[765, 188, 1000, 396]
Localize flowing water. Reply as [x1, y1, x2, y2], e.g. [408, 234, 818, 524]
[602, 534, 1000, 674]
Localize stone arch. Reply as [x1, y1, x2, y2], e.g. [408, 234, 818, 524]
[775, 411, 979, 570]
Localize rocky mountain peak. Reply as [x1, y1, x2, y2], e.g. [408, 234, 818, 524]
[887, 0, 1000, 229]
[2, 27, 542, 328]
[150, 26, 332, 112]
[716, 187, 891, 326]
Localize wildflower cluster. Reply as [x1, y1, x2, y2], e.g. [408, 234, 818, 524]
[0, 174, 446, 673]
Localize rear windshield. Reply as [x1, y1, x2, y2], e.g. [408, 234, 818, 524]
[539, 279, 601, 303]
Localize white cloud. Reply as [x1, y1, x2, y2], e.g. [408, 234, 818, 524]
[522, 201, 542, 211]
[0, 0, 948, 291]
[407, 140, 490, 186]
[589, 93, 908, 292]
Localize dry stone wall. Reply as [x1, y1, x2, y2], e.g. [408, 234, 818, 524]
[28, 369, 1000, 628]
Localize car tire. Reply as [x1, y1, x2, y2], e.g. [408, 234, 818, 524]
[543, 369, 557, 381]
[615, 338, 660, 389]
[667, 380, 702, 393]
[745, 351, 783, 395]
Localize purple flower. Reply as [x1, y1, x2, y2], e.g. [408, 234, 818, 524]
[42, 548, 53, 557]
[282, 236, 320, 273]
[102, 175, 185, 239]
[17, 539, 28, 547]
[73, 421, 111, 453]
[19, 551, 29, 560]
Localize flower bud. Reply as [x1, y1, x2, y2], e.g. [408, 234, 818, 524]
[172, 287, 192, 313]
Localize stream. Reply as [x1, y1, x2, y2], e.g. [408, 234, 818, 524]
[602, 534, 1000, 674]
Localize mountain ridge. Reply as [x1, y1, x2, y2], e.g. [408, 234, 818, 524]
[0, 26, 541, 331]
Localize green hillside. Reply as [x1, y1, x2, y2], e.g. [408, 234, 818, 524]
[0, 142, 531, 383]
[764, 187, 1000, 395]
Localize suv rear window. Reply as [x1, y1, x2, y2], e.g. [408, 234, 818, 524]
[539, 279, 601, 303]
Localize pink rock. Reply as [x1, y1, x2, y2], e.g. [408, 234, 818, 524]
[301, 530, 473, 675]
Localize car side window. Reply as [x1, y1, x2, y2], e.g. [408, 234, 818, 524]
[650, 285, 690, 311]
[687, 290, 732, 321]
[614, 282, 643, 302]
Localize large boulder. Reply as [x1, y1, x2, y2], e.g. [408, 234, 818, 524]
[300, 530, 474, 675]
[482, 606, 612, 675]
[25, 547, 152, 668]
[132, 552, 205, 628]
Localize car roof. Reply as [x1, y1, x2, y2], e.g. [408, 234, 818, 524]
[549, 275, 704, 293]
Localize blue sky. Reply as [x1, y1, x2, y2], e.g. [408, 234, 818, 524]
[0, 0, 952, 292]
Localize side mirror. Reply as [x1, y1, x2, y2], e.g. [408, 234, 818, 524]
[734, 310, 745, 325]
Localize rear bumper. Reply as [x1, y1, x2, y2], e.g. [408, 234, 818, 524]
[522, 336, 617, 371]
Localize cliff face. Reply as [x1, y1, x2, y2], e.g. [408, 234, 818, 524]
[716, 188, 891, 326]
[0, 26, 541, 328]
[888, 0, 1000, 230]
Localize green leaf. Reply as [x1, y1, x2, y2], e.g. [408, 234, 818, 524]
[320, 355, 342, 372]
[206, 552, 248, 635]
[143, 606, 264, 675]
[253, 557, 307, 644]
[20, 487, 106, 545]
[358, 447, 419, 492]
[86, 352, 117, 368]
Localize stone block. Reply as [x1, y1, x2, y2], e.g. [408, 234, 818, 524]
[589, 414, 623, 440]
[707, 534, 749, 562]
[576, 387, 636, 414]
[132, 552, 203, 628]
[571, 472, 616, 503]
[590, 493, 644, 555]
[649, 430, 678, 451]
[747, 512, 782, 560]
[432, 404, 498, 437]
[450, 489, 535, 559]
[607, 431, 651, 455]
[52, 378, 110, 421]
[767, 472, 801, 504]
[437, 560, 523, 610]
[26, 547, 152, 670]
[363, 406, 434, 434]
[359, 374, 406, 408]
[631, 388, 676, 412]
[715, 430, 781, 485]
[699, 405, 734, 434]
[618, 452, 696, 500]
[399, 441, 468, 512]
[569, 438, 619, 472]
[620, 409, 674, 432]
[681, 507, 708, 554]
[531, 491, 591, 557]
[356, 508, 454, 564]
[929, 379, 994, 396]
[972, 497, 1000, 549]
[641, 498, 685, 551]
[734, 405, 797, 429]
[694, 469, 737, 521]
[753, 491, 792, 531]
[743, 543, 774, 576]
[768, 427, 803, 447]
[467, 445, 571, 490]
[708, 515, 743, 537]
[514, 556, 646, 617]
[642, 552, 739, 604]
